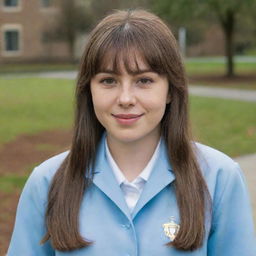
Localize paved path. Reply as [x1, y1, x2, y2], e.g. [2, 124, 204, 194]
[189, 86, 256, 102]
[187, 56, 256, 63]
[37, 71, 78, 79]
[1, 71, 77, 80]
[234, 154, 256, 221]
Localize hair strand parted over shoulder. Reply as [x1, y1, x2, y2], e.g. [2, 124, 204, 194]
[41, 9, 212, 252]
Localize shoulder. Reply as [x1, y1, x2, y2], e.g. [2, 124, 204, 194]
[32, 150, 70, 179]
[194, 142, 237, 170]
[193, 142, 245, 202]
[193, 143, 256, 241]
[193, 142, 240, 178]
[14, 151, 70, 218]
[23, 151, 70, 195]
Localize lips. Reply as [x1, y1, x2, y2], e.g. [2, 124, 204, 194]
[112, 114, 144, 119]
[112, 113, 144, 125]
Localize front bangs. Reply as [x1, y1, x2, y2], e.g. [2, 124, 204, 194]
[93, 26, 168, 75]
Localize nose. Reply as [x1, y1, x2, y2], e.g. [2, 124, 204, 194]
[117, 86, 136, 107]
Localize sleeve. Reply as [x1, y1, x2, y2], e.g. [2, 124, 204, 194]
[7, 167, 55, 256]
[207, 163, 256, 256]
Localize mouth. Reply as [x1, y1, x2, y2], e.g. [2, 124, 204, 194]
[112, 113, 144, 119]
[112, 113, 144, 125]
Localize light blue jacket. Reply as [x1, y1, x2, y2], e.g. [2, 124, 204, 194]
[7, 136, 256, 255]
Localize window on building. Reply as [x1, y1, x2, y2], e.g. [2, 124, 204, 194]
[4, 30, 19, 51]
[41, 0, 51, 7]
[4, 0, 18, 7]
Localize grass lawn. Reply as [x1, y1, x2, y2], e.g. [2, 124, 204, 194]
[0, 77, 255, 191]
[0, 77, 75, 144]
[185, 57, 256, 76]
[0, 174, 29, 193]
[190, 96, 256, 157]
[0, 63, 78, 74]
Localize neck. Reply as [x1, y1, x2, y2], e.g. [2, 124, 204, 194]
[106, 132, 160, 181]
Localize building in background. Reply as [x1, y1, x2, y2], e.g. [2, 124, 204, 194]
[0, 0, 70, 64]
[0, 0, 234, 64]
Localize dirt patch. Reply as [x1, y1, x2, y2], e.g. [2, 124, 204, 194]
[0, 191, 20, 256]
[0, 129, 72, 255]
[0, 129, 72, 175]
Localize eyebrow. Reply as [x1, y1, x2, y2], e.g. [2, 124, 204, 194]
[97, 69, 156, 76]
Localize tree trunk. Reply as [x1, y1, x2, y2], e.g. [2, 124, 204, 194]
[68, 34, 76, 63]
[222, 10, 235, 77]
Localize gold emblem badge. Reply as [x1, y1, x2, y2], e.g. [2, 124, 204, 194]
[162, 216, 180, 241]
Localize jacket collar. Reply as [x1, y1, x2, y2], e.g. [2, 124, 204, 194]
[91, 133, 175, 221]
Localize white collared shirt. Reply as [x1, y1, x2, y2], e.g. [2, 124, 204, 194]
[105, 139, 161, 213]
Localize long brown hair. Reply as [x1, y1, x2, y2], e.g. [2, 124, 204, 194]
[42, 9, 211, 251]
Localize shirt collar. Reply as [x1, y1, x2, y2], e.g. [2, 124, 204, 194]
[105, 138, 161, 186]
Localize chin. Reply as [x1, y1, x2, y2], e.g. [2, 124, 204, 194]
[115, 135, 142, 144]
[108, 130, 144, 144]
[109, 128, 159, 145]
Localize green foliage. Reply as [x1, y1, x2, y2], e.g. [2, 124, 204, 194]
[201, 0, 253, 19]
[89, 0, 149, 20]
[59, 0, 93, 33]
[150, 0, 256, 76]
[149, 0, 199, 26]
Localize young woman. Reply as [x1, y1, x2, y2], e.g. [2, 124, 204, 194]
[8, 9, 256, 256]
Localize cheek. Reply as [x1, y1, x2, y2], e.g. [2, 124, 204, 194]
[145, 94, 168, 113]
[91, 95, 113, 129]
[91, 92, 104, 120]
[92, 101, 106, 121]
[91, 88, 107, 110]
[91, 86, 116, 110]
[144, 99, 168, 126]
[155, 102, 168, 120]
[92, 104, 108, 129]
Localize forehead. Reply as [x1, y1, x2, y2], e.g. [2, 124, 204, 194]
[98, 49, 152, 75]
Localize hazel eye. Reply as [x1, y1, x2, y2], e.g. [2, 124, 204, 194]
[100, 78, 116, 85]
[138, 78, 153, 85]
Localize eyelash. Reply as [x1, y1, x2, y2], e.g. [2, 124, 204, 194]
[100, 78, 115, 85]
[138, 78, 154, 84]
[99, 77, 154, 86]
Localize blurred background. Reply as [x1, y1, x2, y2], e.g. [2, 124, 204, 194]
[0, 0, 255, 254]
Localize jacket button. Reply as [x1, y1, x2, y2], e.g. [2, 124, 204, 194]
[121, 223, 131, 229]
